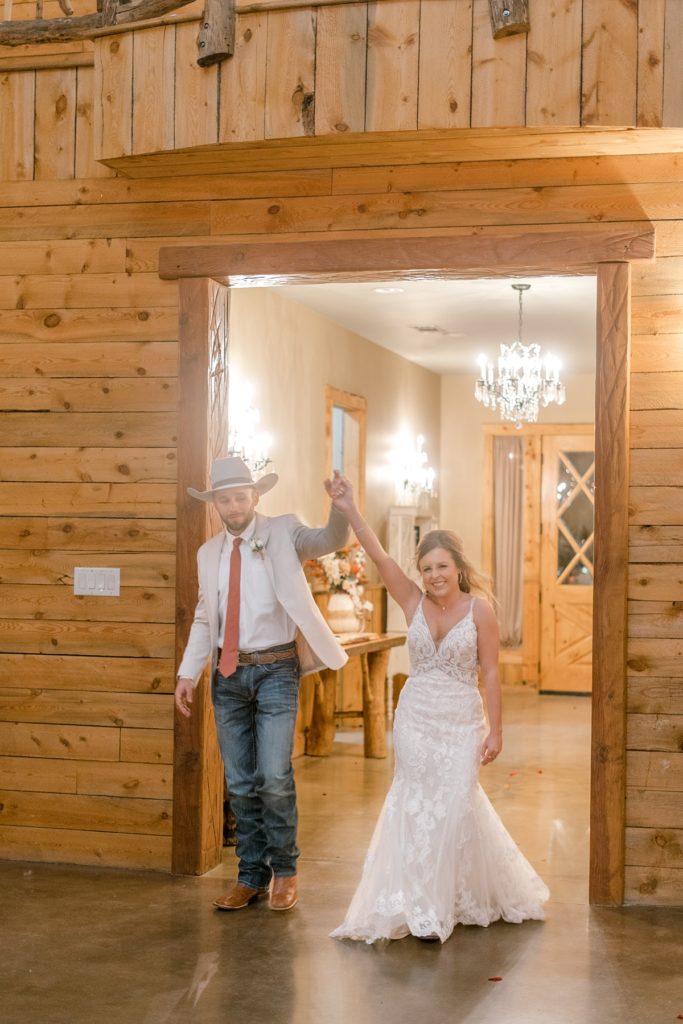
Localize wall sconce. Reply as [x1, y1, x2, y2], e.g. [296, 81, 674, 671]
[228, 373, 272, 472]
[390, 433, 436, 507]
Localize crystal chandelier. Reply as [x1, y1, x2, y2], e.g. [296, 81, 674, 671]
[474, 283, 566, 427]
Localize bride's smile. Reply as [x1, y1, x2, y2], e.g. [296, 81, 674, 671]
[419, 547, 466, 611]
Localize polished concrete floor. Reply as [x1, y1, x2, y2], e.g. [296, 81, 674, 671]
[2, 692, 682, 1024]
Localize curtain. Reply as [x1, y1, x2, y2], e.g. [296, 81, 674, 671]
[493, 436, 524, 647]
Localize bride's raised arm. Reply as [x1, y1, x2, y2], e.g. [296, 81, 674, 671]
[324, 472, 421, 620]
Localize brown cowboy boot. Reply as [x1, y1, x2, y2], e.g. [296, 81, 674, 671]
[269, 875, 298, 911]
[213, 881, 269, 911]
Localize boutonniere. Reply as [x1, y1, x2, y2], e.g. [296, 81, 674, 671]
[250, 537, 266, 554]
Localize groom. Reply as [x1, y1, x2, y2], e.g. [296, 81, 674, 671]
[175, 456, 349, 912]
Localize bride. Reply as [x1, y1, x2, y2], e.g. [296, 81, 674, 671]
[325, 473, 549, 944]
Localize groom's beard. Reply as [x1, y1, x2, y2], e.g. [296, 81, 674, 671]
[221, 509, 256, 535]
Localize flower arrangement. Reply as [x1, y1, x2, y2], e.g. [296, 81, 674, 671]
[305, 544, 373, 619]
[249, 537, 265, 554]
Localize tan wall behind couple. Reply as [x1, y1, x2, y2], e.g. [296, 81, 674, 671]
[229, 288, 441, 543]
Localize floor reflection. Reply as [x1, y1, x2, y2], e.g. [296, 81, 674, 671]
[2, 692, 681, 1024]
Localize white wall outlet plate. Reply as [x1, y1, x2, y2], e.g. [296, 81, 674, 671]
[73, 567, 120, 596]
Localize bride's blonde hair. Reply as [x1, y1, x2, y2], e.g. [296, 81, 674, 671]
[416, 529, 495, 606]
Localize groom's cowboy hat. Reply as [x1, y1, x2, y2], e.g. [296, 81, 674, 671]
[187, 456, 278, 502]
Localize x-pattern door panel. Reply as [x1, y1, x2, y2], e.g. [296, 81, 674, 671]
[540, 435, 595, 693]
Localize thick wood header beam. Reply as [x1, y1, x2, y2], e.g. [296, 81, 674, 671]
[159, 224, 655, 284]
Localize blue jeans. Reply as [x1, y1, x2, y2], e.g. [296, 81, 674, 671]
[213, 653, 300, 889]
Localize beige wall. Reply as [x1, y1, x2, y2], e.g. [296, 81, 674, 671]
[229, 288, 442, 544]
[440, 372, 597, 567]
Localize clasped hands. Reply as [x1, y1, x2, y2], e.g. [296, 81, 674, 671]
[324, 470, 354, 512]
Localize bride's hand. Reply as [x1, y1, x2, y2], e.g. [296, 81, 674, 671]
[480, 732, 502, 766]
[324, 471, 355, 513]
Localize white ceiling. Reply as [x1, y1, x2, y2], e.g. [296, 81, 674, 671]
[274, 275, 597, 376]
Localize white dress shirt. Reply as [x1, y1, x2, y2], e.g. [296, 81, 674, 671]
[216, 516, 296, 653]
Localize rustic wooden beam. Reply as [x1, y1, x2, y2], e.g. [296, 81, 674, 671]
[172, 276, 227, 876]
[159, 225, 655, 283]
[590, 261, 631, 906]
[0, 0, 195, 45]
[488, 0, 529, 39]
[197, 0, 235, 67]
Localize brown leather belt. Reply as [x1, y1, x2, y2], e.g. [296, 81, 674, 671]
[237, 645, 297, 666]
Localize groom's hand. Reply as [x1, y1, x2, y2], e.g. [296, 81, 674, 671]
[175, 678, 194, 718]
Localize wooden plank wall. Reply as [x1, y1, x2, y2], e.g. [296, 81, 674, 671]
[626, 254, 683, 906]
[0, 2, 680, 897]
[0, 61, 179, 869]
[86, 0, 683, 162]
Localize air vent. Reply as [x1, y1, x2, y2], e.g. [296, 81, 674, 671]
[410, 324, 446, 334]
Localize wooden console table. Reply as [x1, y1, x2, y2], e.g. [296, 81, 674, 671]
[305, 633, 406, 759]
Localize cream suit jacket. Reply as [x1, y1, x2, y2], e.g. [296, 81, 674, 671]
[177, 508, 350, 684]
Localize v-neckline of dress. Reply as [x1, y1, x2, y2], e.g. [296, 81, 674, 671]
[420, 597, 473, 652]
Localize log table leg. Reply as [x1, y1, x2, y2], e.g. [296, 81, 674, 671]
[363, 649, 389, 758]
[305, 669, 338, 756]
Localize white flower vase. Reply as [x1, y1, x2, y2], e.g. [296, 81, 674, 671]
[326, 591, 359, 634]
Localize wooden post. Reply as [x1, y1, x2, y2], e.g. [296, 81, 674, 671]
[488, 0, 529, 39]
[306, 669, 338, 756]
[172, 277, 228, 875]
[197, 0, 235, 67]
[590, 262, 631, 906]
[363, 649, 389, 758]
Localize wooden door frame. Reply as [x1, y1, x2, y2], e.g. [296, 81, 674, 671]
[481, 422, 594, 690]
[163, 224, 652, 905]
[324, 385, 367, 513]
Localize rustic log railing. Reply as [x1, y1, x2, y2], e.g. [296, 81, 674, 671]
[1, 0, 200, 44]
[0, 0, 235, 64]
[0, 0, 521, 54]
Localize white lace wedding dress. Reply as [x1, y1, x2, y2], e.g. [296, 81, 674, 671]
[331, 597, 549, 944]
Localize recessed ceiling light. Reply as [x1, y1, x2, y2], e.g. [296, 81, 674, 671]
[373, 286, 405, 294]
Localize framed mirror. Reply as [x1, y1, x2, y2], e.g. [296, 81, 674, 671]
[325, 385, 367, 513]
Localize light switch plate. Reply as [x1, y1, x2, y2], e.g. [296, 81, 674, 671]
[74, 567, 120, 596]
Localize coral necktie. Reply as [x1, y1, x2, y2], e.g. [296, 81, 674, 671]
[218, 537, 242, 678]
